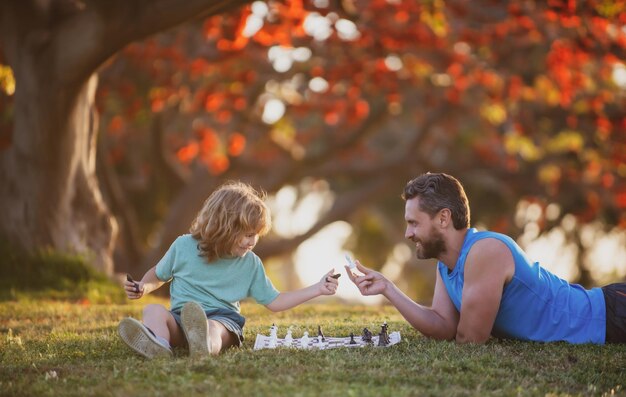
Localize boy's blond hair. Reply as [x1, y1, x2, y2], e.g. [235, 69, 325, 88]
[190, 181, 272, 261]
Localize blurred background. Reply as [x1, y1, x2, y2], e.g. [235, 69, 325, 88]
[1, 0, 625, 304]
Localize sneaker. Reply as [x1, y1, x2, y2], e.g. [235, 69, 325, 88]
[118, 317, 172, 359]
[181, 301, 211, 357]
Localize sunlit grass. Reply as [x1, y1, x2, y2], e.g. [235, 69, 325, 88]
[0, 238, 126, 303]
[1, 298, 625, 397]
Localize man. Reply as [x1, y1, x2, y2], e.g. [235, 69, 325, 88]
[346, 172, 626, 344]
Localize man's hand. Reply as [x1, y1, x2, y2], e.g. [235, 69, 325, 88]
[345, 261, 388, 296]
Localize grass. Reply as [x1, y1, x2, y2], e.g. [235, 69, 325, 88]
[1, 298, 625, 397]
[0, 238, 126, 303]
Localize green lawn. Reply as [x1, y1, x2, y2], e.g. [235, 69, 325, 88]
[1, 298, 625, 397]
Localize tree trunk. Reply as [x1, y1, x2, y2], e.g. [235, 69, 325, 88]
[0, 0, 253, 276]
[0, 14, 117, 273]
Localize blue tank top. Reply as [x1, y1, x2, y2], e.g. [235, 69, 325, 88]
[438, 228, 606, 344]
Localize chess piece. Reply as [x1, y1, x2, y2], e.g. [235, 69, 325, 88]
[268, 324, 278, 348]
[344, 254, 356, 270]
[126, 274, 140, 293]
[383, 323, 391, 345]
[362, 328, 373, 343]
[349, 332, 357, 345]
[300, 331, 310, 349]
[284, 327, 293, 347]
[317, 325, 325, 342]
[378, 322, 390, 346]
[326, 273, 341, 282]
[316, 334, 325, 348]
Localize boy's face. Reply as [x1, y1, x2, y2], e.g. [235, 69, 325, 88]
[231, 232, 259, 257]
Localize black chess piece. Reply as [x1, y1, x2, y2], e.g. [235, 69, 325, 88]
[362, 327, 373, 343]
[349, 332, 357, 344]
[126, 274, 140, 293]
[318, 325, 325, 342]
[384, 323, 391, 344]
[378, 322, 390, 346]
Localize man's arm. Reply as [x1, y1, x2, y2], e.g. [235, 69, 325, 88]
[456, 238, 514, 343]
[347, 262, 459, 340]
[388, 270, 459, 340]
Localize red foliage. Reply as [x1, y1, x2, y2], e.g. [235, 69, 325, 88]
[228, 132, 246, 157]
[95, 0, 626, 232]
[176, 142, 199, 164]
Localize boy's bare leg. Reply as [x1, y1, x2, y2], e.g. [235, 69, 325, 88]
[142, 304, 186, 347]
[207, 319, 239, 355]
[143, 303, 239, 354]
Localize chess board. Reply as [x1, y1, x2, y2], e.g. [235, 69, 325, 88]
[253, 331, 401, 350]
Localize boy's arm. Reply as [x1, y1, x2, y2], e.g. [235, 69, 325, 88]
[265, 269, 338, 312]
[124, 266, 166, 299]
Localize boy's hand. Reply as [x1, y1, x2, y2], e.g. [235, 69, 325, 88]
[319, 269, 339, 295]
[345, 260, 388, 296]
[124, 274, 144, 299]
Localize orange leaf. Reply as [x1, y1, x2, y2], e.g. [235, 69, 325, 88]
[617, 191, 626, 209]
[151, 98, 164, 113]
[176, 142, 199, 164]
[217, 110, 232, 124]
[395, 10, 410, 23]
[234, 97, 247, 110]
[355, 100, 370, 118]
[324, 111, 340, 125]
[203, 17, 222, 39]
[205, 94, 222, 112]
[204, 153, 230, 175]
[601, 173, 614, 188]
[190, 58, 210, 77]
[228, 132, 246, 156]
[199, 128, 219, 154]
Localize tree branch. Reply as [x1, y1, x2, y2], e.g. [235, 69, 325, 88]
[52, 0, 254, 85]
[255, 174, 398, 259]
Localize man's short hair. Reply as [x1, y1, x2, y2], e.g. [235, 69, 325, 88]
[402, 172, 470, 230]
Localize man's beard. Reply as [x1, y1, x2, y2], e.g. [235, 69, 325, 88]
[415, 227, 446, 259]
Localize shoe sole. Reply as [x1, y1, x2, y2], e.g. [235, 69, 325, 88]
[181, 302, 211, 357]
[118, 317, 172, 359]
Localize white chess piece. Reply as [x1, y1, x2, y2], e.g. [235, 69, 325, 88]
[299, 331, 309, 349]
[268, 324, 278, 348]
[284, 328, 293, 347]
[344, 253, 356, 270]
[316, 335, 325, 348]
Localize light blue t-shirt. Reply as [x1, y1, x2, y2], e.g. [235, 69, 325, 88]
[438, 228, 606, 344]
[155, 234, 280, 313]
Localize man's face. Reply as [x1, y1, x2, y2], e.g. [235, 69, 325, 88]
[404, 198, 446, 259]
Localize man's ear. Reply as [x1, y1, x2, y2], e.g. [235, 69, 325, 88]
[438, 208, 451, 228]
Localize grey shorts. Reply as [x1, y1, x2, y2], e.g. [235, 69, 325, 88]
[601, 283, 626, 344]
[170, 307, 245, 346]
